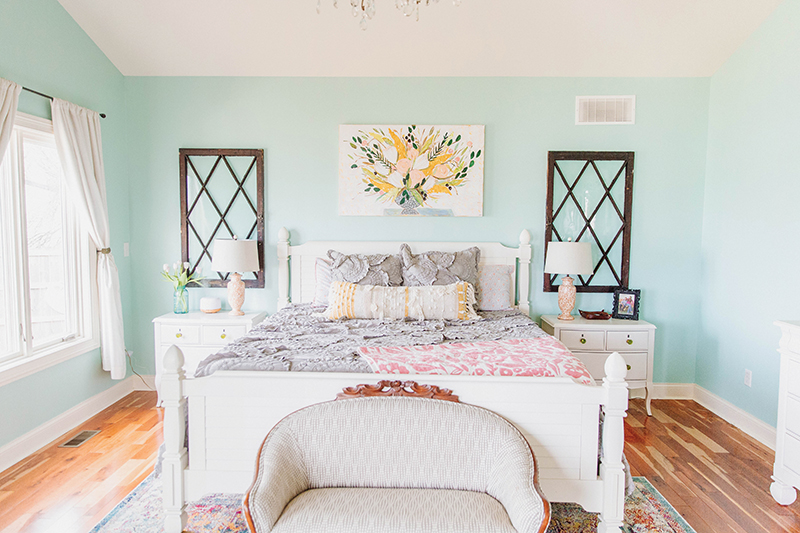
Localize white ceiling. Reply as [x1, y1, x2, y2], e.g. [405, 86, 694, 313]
[57, 0, 783, 77]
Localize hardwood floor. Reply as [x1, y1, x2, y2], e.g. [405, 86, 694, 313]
[0, 392, 162, 533]
[0, 393, 798, 532]
[626, 399, 800, 533]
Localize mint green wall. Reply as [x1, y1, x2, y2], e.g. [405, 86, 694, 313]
[125, 76, 710, 384]
[0, 0, 131, 448]
[699, 0, 800, 426]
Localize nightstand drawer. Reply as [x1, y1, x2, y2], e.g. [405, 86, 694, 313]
[160, 324, 200, 345]
[787, 396, 800, 436]
[785, 433, 800, 475]
[788, 359, 800, 398]
[579, 352, 647, 382]
[607, 331, 649, 351]
[561, 330, 605, 351]
[203, 325, 247, 345]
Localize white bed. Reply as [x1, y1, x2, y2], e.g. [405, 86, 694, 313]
[161, 228, 629, 533]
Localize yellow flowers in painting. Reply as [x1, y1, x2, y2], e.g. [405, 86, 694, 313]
[339, 125, 485, 216]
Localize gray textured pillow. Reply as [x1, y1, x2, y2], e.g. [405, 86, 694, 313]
[399, 243, 481, 288]
[327, 250, 403, 286]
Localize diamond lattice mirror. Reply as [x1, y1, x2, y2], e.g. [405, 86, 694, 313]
[544, 151, 634, 293]
[180, 148, 265, 288]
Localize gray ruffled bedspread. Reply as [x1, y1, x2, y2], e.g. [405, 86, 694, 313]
[195, 304, 550, 377]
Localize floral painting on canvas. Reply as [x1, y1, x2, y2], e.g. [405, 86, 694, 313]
[339, 125, 485, 216]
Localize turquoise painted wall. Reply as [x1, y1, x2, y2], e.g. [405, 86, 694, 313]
[125, 76, 710, 384]
[699, 0, 800, 426]
[0, 0, 131, 447]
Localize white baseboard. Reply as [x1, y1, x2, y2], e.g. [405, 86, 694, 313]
[0, 376, 136, 474]
[692, 384, 776, 450]
[131, 374, 156, 391]
[651, 382, 776, 450]
[651, 383, 695, 399]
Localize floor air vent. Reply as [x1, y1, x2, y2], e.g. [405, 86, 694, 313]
[576, 95, 635, 125]
[59, 430, 100, 448]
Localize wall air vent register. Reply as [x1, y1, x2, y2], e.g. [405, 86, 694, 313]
[576, 96, 636, 125]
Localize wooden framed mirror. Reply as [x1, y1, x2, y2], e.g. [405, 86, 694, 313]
[180, 148, 265, 288]
[544, 151, 634, 293]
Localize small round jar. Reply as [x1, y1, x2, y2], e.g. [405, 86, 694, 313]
[200, 297, 221, 314]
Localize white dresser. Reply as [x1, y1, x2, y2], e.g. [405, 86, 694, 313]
[771, 320, 800, 505]
[541, 314, 656, 415]
[153, 311, 267, 403]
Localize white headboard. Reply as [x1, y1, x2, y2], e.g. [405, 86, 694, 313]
[277, 228, 533, 316]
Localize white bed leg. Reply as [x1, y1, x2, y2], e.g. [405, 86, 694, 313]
[278, 227, 290, 309]
[598, 352, 628, 533]
[518, 229, 532, 316]
[162, 345, 188, 533]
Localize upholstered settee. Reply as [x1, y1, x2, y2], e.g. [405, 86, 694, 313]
[243, 395, 550, 533]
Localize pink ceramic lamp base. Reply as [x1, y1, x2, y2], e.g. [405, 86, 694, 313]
[557, 275, 576, 321]
[227, 272, 245, 316]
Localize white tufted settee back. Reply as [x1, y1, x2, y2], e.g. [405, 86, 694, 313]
[245, 396, 549, 533]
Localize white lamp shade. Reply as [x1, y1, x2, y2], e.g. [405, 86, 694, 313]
[543, 241, 594, 276]
[211, 239, 260, 273]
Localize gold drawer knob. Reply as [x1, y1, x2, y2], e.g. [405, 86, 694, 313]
[626, 339, 633, 345]
[175, 333, 182, 338]
[580, 338, 587, 344]
[627, 364, 632, 370]
[220, 333, 227, 339]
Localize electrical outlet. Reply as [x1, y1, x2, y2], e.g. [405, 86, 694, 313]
[744, 369, 752, 387]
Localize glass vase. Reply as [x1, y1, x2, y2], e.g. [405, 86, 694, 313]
[173, 286, 188, 314]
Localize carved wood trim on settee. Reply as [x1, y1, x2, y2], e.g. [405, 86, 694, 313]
[336, 380, 460, 402]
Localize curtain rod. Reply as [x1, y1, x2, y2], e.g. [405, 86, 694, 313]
[22, 86, 107, 119]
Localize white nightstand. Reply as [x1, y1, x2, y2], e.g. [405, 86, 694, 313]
[153, 311, 267, 403]
[540, 314, 656, 416]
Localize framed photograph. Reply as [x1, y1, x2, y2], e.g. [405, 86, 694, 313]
[612, 289, 640, 320]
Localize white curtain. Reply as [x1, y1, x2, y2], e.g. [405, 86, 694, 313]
[0, 78, 21, 166]
[51, 98, 126, 380]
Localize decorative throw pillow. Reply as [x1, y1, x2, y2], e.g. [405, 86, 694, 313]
[325, 281, 479, 321]
[327, 250, 403, 287]
[399, 244, 481, 289]
[314, 257, 333, 306]
[476, 264, 514, 310]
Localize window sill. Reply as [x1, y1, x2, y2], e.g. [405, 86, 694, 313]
[0, 337, 101, 388]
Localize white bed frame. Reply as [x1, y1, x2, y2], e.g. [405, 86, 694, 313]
[161, 228, 629, 533]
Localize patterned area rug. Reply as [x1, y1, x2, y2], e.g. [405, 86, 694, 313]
[91, 474, 695, 533]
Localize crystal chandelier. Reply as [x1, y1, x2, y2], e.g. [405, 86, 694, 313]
[318, 0, 462, 30]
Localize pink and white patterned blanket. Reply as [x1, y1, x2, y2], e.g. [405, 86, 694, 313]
[358, 337, 595, 385]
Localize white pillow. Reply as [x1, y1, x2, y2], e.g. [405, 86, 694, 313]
[325, 281, 479, 321]
[477, 264, 514, 310]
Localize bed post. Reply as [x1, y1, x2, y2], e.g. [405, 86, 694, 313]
[598, 352, 629, 533]
[162, 345, 188, 533]
[277, 227, 290, 309]
[518, 229, 532, 316]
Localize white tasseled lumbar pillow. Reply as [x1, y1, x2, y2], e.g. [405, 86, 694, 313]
[325, 281, 479, 321]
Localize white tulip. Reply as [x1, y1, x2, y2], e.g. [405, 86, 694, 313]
[163, 264, 169, 272]
[183, 262, 191, 270]
[196, 267, 202, 274]
[173, 262, 179, 271]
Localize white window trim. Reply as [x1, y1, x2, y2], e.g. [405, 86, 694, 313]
[0, 112, 100, 388]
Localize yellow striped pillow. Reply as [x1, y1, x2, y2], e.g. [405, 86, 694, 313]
[325, 281, 479, 321]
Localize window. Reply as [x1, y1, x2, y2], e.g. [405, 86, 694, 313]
[0, 113, 97, 379]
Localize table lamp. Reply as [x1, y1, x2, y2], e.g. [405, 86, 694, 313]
[544, 241, 593, 321]
[212, 238, 259, 316]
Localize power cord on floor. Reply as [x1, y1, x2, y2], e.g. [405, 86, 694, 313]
[126, 349, 154, 391]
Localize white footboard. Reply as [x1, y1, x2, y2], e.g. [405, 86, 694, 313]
[162, 349, 628, 533]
